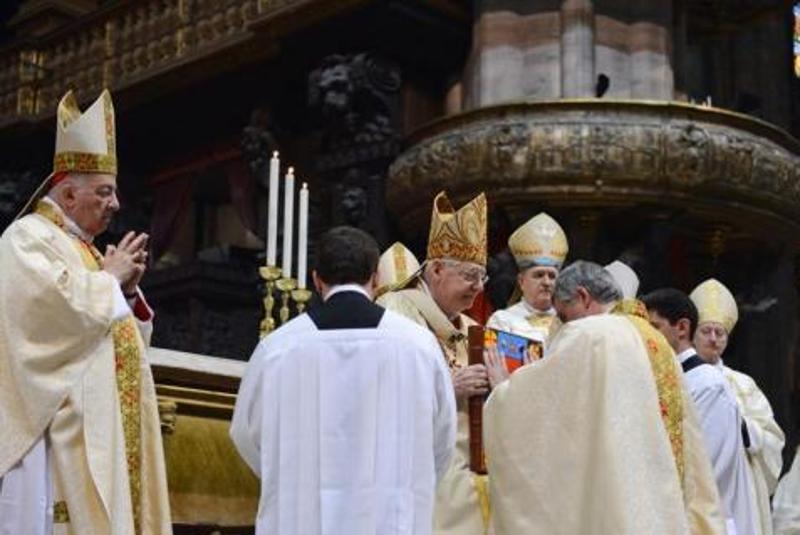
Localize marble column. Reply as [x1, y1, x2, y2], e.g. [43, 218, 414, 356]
[560, 0, 595, 98]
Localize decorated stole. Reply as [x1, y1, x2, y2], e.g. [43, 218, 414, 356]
[613, 299, 685, 484]
[399, 285, 467, 371]
[398, 285, 492, 529]
[35, 201, 143, 532]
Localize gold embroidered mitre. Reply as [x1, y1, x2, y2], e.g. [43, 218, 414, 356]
[54, 89, 117, 175]
[376, 242, 420, 298]
[690, 278, 738, 333]
[426, 191, 487, 266]
[508, 212, 568, 269]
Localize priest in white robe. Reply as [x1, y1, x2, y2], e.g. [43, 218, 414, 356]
[0, 90, 171, 535]
[773, 445, 800, 534]
[486, 212, 567, 346]
[692, 279, 785, 535]
[644, 287, 759, 534]
[231, 226, 457, 535]
[484, 261, 727, 535]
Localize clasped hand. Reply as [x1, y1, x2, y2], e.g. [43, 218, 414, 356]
[103, 231, 149, 295]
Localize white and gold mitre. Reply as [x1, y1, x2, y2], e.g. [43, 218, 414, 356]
[690, 278, 738, 333]
[376, 242, 420, 297]
[605, 260, 639, 299]
[53, 89, 117, 175]
[507, 212, 568, 269]
[15, 89, 118, 219]
[426, 191, 487, 266]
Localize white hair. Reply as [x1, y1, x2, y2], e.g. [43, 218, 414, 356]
[554, 260, 623, 304]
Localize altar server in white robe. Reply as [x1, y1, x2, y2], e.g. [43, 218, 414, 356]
[692, 279, 785, 535]
[773, 445, 800, 534]
[486, 212, 568, 346]
[231, 226, 457, 535]
[644, 287, 759, 535]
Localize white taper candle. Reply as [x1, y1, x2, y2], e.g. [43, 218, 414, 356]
[267, 151, 279, 266]
[281, 167, 295, 278]
[297, 183, 309, 289]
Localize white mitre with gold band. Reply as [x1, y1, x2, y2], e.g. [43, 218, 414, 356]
[53, 89, 117, 175]
[427, 191, 487, 266]
[17, 89, 117, 217]
[508, 212, 568, 269]
[376, 242, 420, 298]
[690, 278, 739, 333]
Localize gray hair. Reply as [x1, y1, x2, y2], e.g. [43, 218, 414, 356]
[554, 260, 623, 304]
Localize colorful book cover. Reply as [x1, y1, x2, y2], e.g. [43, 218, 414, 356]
[484, 327, 543, 373]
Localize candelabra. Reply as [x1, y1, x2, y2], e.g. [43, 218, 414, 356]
[275, 277, 297, 325]
[291, 288, 313, 313]
[259, 265, 282, 337]
[260, 267, 316, 337]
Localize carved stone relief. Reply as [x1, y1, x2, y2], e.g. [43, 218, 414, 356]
[388, 102, 800, 237]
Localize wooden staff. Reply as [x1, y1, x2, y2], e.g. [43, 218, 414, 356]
[467, 325, 487, 474]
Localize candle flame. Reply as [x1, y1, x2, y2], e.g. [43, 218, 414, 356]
[288, 166, 294, 174]
[302, 182, 308, 189]
[272, 151, 279, 158]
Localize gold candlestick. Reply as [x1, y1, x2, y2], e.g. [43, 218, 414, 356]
[291, 288, 313, 314]
[259, 265, 282, 337]
[276, 277, 297, 325]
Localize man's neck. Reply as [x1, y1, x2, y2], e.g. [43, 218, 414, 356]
[522, 299, 553, 315]
[676, 346, 696, 363]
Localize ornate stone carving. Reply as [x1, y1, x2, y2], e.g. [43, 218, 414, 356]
[241, 107, 279, 186]
[308, 52, 402, 245]
[388, 101, 800, 237]
[0, 0, 296, 124]
[309, 52, 401, 158]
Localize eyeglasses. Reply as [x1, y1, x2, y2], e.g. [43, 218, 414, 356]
[450, 264, 488, 285]
[459, 268, 489, 285]
[436, 260, 489, 285]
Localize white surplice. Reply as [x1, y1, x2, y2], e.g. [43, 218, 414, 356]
[678, 349, 758, 535]
[230, 295, 457, 535]
[486, 300, 550, 344]
[720, 362, 786, 535]
[773, 446, 800, 535]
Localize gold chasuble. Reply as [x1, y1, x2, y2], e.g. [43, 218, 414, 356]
[613, 299, 727, 535]
[379, 283, 487, 535]
[0, 202, 171, 534]
[484, 313, 725, 535]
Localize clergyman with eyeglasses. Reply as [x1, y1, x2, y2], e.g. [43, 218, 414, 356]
[378, 191, 491, 535]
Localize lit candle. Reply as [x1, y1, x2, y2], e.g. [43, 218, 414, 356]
[267, 151, 279, 266]
[297, 183, 309, 289]
[281, 167, 295, 278]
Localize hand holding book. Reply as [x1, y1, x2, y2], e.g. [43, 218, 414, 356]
[483, 344, 510, 389]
